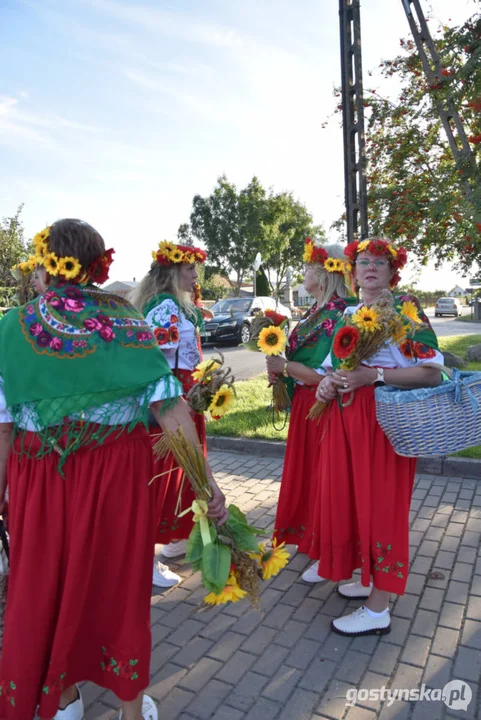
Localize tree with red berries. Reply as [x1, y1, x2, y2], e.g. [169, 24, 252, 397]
[334, 10, 481, 276]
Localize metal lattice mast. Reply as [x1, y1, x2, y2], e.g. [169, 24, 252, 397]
[401, 0, 476, 197]
[339, 0, 369, 243]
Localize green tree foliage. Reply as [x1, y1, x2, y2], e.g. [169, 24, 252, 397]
[189, 175, 317, 296]
[177, 223, 194, 246]
[332, 11, 481, 274]
[262, 192, 320, 297]
[0, 206, 30, 306]
[190, 175, 267, 293]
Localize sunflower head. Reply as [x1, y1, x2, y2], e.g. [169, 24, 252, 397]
[204, 573, 247, 605]
[58, 256, 82, 280]
[257, 325, 287, 356]
[303, 238, 314, 263]
[252, 540, 290, 580]
[351, 306, 382, 333]
[208, 385, 236, 417]
[44, 252, 60, 276]
[170, 249, 184, 263]
[192, 359, 221, 382]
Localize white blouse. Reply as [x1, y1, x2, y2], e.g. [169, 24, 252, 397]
[145, 298, 201, 372]
[321, 303, 444, 372]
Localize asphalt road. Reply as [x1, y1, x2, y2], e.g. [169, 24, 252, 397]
[203, 306, 481, 381]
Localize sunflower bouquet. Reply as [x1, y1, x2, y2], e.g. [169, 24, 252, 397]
[187, 353, 237, 420]
[242, 310, 290, 412]
[308, 290, 423, 420]
[153, 428, 290, 607]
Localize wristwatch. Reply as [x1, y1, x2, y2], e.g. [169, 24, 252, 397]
[282, 361, 290, 378]
[373, 368, 385, 387]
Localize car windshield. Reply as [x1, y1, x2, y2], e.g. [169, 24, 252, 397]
[211, 298, 253, 314]
[438, 298, 455, 303]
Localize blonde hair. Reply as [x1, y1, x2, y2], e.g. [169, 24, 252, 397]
[306, 243, 351, 306]
[130, 262, 196, 319]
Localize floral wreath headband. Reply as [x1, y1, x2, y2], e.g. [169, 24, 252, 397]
[303, 238, 346, 274]
[344, 238, 408, 288]
[152, 240, 207, 266]
[14, 226, 115, 285]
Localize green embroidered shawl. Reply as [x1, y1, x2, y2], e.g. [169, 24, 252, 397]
[0, 284, 180, 467]
[284, 296, 357, 397]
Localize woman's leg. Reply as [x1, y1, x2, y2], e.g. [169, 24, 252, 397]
[365, 587, 391, 612]
[120, 693, 143, 720]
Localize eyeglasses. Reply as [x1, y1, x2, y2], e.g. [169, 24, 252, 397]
[356, 260, 389, 268]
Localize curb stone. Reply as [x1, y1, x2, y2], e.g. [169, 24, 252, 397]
[207, 435, 481, 480]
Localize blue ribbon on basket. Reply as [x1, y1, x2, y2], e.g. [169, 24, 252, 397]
[452, 368, 479, 414]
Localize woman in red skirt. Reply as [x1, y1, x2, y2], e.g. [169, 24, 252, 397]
[314, 237, 443, 636]
[132, 242, 208, 588]
[0, 220, 227, 720]
[267, 241, 354, 576]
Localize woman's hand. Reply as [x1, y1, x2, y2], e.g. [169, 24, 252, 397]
[207, 479, 229, 526]
[266, 356, 285, 376]
[331, 366, 377, 394]
[315, 375, 338, 402]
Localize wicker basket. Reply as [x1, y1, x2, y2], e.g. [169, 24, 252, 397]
[375, 368, 481, 457]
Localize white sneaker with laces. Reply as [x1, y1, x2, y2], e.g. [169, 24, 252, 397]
[301, 562, 328, 583]
[162, 539, 188, 559]
[331, 605, 391, 636]
[54, 686, 84, 720]
[337, 580, 373, 599]
[152, 561, 181, 588]
[119, 694, 158, 720]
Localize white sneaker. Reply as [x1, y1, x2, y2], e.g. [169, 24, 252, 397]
[337, 580, 373, 599]
[119, 694, 158, 720]
[54, 686, 84, 720]
[331, 605, 391, 636]
[302, 562, 328, 583]
[162, 539, 188, 559]
[152, 561, 181, 588]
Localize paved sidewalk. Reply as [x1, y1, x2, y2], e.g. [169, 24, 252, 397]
[83, 450, 481, 720]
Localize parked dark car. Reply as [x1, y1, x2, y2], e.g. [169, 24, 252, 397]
[202, 296, 292, 345]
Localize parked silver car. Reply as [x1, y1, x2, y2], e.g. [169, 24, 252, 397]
[434, 297, 461, 317]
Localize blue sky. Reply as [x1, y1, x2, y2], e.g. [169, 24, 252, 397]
[1, 0, 476, 289]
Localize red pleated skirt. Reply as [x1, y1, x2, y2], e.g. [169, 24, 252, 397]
[0, 424, 155, 719]
[308, 386, 416, 594]
[151, 369, 206, 544]
[273, 385, 325, 552]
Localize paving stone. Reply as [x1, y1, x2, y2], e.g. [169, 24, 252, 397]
[381, 617, 410, 646]
[451, 562, 474, 583]
[186, 679, 233, 720]
[261, 603, 295, 630]
[438, 601, 465, 630]
[277, 688, 319, 720]
[410, 555, 433, 575]
[434, 551, 455, 570]
[411, 609, 438, 638]
[215, 650, 257, 684]
[345, 708, 377, 720]
[262, 664, 303, 703]
[466, 594, 481, 620]
[244, 697, 280, 720]
[461, 619, 481, 650]
[318, 629, 353, 660]
[172, 637, 214, 668]
[275, 618, 307, 648]
[225, 671, 269, 711]
[149, 662, 189, 701]
[400, 634, 431, 667]
[316, 679, 356, 719]
[298, 657, 337, 693]
[454, 646, 481, 683]
[335, 649, 371, 684]
[419, 587, 444, 612]
[431, 626, 460, 657]
[251, 643, 290, 677]
[211, 706, 245, 720]
[293, 596, 323, 623]
[393, 593, 419, 619]
[369, 642, 401, 676]
[239, 626, 277, 656]
[285, 637, 321, 670]
[445, 580, 469, 605]
[207, 632, 245, 662]
[457, 546, 477, 564]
